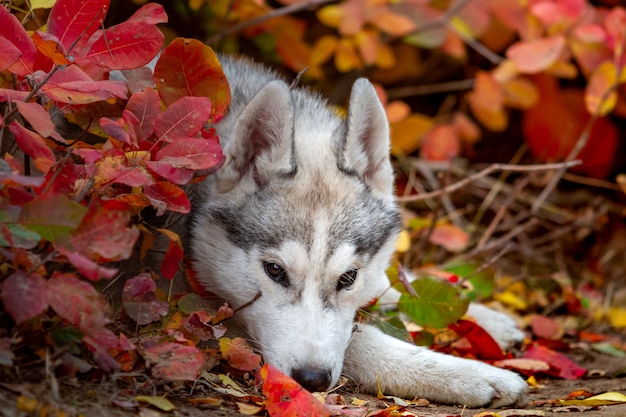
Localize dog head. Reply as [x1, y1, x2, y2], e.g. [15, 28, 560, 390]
[190, 77, 401, 392]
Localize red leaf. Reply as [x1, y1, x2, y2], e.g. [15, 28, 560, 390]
[530, 315, 563, 340]
[126, 88, 161, 142]
[145, 161, 194, 185]
[47, 272, 109, 330]
[58, 247, 118, 281]
[41, 65, 128, 104]
[122, 273, 169, 324]
[183, 311, 227, 341]
[449, 319, 506, 360]
[0, 6, 37, 75]
[127, 3, 168, 25]
[154, 96, 213, 143]
[522, 345, 586, 380]
[8, 122, 56, 174]
[154, 38, 230, 122]
[143, 342, 204, 381]
[145, 182, 191, 215]
[15, 101, 66, 143]
[47, 0, 110, 52]
[86, 22, 163, 70]
[259, 364, 331, 417]
[155, 138, 223, 170]
[155, 227, 185, 279]
[100, 117, 131, 145]
[1, 271, 48, 324]
[83, 328, 120, 372]
[69, 201, 139, 261]
[0, 37, 22, 71]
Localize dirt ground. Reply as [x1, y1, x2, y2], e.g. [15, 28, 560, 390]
[1, 340, 625, 417]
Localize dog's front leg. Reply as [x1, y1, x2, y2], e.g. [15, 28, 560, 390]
[343, 323, 528, 408]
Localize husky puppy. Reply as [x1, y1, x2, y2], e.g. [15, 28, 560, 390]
[187, 55, 528, 407]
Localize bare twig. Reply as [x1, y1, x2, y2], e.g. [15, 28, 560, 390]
[207, 0, 335, 44]
[387, 79, 475, 100]
[476, 177, 529, 250]
[466, 218, 538, 257]
[397, 160, 582, 203]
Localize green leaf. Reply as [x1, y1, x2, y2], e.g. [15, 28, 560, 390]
[442, 261, 496, 300]
[398, 276, 469, 328]
[19, 193, 87, 245]
[0, 206, 41, 248]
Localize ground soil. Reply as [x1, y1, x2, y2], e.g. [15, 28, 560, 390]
[1, 339, 625, 417]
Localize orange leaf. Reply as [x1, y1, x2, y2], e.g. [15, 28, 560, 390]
[259, 364, 330, 417]
[310, 35, 337, 66]
[219, 337, 261, 372]
[389, 114, 433, 155]
[373, 11, 415, 37]
[355, 29, 378, 65]
[503, 77, 540, 109]
[420, 124, 460, 161]
[506, 35, 566, 74]
[468, 71, 508, 131]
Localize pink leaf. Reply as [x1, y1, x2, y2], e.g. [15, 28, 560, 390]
[155, 138, 222, 170]
[47, 0, 110, 52]
[0, 6, 37, 75]
[0, 37, 22, 71]
[86, 21, 164, 70]
[127, 3, 168, 25]
[144, 182, 191, 215]
[154, 96, 213, 143]
[122, 273, 169, 325]
[58, 247, 118, 281]
[126, 88, 161, 142]
[8, 122, 56, 174]
[145, 161, 194, 185]
[523, 344, 586, 380]
[47, 272, 110, 330]
[1, 271, 48, 324]
[15, 101, 66, 143]
[143, 342, 204, 381]
[506, 35, 566, 74]
[421, 124, 460, 161]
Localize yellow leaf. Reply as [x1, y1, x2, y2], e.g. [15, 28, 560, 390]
[395, 230, 411, 253]
[136, 396, 176, 411]
[311, 36, 337, 66]
[503, 77, 539, 109]
[390, 113, 433, 155]
[316, 5, 342, 28]
[585, 61, 618, 116]
[375, 42, 395, 69]
[30, 0, 57, 9]
[335, 38, 362, 72]
[494, 291, 528, 310]
[236, 402, 264, 415]
[559, 391, 626, 406]
[607, 307, 626, 328]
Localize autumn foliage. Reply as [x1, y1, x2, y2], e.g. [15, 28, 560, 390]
[1, 0, 626, 415]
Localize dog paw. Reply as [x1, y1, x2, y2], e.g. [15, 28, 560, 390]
[466, 303, 525, 350]
[467, 365, 529, 408]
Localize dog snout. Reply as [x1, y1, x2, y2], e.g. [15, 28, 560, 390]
[292, 368, 332, 392]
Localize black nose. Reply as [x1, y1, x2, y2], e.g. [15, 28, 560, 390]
[291, 368, 332, 392]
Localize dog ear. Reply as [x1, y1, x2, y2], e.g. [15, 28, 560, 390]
[338, 78, 394, 197]
[217, 80, 294, 191]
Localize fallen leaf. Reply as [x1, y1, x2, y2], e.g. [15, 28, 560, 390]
[558, 391, 626, 406]
[259, 364, 331, 417]
[136, 396, 176, 411]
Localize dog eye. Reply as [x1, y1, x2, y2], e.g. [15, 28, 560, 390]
[263, 262, 289, 287]
[337, 269, 357, 291]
